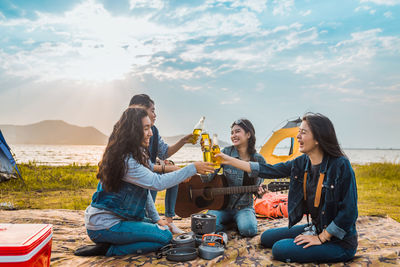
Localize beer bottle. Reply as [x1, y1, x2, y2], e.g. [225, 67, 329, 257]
[211, 134, 221, 169]
[190, 116, 205, 144]
[201, 131, 212, 163]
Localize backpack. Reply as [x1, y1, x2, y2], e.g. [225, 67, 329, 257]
[254, 192, 288, 219]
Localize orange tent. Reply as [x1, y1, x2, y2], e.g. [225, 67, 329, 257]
[259, 118, 302, 164]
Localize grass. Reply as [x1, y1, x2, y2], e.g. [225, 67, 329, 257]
[1, 162, 399, 222]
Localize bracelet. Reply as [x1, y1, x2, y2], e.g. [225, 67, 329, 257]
[162, 164, 165, 174]
[317, 234, 324, 244]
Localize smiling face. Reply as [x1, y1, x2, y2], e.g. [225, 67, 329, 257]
[297, 120, 319, 155]
[231, 124, 250, 148]
[141, 116, 153, 147]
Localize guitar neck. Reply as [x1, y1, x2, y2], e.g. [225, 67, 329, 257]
[211, 185, 259, 196]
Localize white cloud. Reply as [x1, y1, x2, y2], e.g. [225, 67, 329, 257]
[272, 0, 294, 16]
[129, 0, 164, 10]
[384, 11, 393, 18]
[182, 85, 202, 91]
[300, 10, 312, 16]
[360, 0, 400, 6]
[220, 97, 240, 105]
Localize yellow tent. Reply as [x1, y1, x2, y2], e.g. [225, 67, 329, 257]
[259, 118, 302, 164]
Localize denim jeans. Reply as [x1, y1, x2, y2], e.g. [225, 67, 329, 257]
[87, 220, 172, 256]
[207, 207, 258, 237]
[260, 224, 357, 263]
[150, 185, 178, 218]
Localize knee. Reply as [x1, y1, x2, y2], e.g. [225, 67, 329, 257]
[159, 228, 173, 245]
[238, 224, 257, 237]
[260, 229, 276, 248]
[271, 240, 292, 262]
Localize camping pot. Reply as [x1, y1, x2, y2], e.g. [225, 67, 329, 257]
[171, 233, 195, 248]
[191, 213, 216, 235]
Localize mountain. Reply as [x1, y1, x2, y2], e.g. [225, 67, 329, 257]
[162, 134, 230, 148]
[0, 120, 108, 145]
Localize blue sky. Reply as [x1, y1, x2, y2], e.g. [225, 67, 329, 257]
[0, 0, 399, 148]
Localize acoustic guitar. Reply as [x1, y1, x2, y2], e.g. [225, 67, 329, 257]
[175, 174, 289, 218]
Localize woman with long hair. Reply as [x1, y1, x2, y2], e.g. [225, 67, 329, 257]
[202, 118, 266, 237]
[216, 113, 358, 263]
[75, 107, 214, 256]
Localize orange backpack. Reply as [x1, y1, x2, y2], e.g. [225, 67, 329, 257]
[254, 192, 288, 219]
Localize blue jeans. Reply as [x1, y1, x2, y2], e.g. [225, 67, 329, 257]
[261, 224, 357, 263]
[207, 207, 258, 237]
[87, 220, 172, 256]
[150, 185, 178, 218]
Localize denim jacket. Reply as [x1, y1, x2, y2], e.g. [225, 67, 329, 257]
[249, 154, 358, 240]
[202, 146, 266, 210]
[91, 181, 148, 221]
[91, 156, 197, 222]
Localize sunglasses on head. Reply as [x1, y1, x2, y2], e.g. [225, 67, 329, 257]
[233, 119, 250, 131]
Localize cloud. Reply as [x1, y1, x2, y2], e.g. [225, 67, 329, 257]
[360, 0, 400, 6]
[272, 0, 294, 16]
[300, 10, 312, 16]
[129, 0, 164, 10]
[182, 84, 202, 91]
[384, 11, 393, 18]
[220, 97, 240, 105]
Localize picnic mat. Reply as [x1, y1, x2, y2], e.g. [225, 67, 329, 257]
[1, 209, 399, 266]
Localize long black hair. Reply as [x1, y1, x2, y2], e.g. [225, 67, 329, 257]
[302, 113, 345, 158]
[231, 118, 257, 159]
[97, 107, 150, 192]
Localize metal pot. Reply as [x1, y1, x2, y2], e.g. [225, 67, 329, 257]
[191, 213, 216, 235]
[171, 233, 195, 248]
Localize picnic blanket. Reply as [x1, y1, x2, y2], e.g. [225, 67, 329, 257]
[1, 209, 399, 266]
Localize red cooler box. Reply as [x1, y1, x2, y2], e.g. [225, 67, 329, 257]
[0, 224, 52, 267]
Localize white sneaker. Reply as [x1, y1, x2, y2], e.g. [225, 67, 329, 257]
[169, 222, 185, 234]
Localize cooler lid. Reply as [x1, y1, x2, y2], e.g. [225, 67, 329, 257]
[0, 224, 52, 256]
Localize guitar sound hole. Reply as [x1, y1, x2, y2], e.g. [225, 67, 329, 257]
[195, 197, 213, 208]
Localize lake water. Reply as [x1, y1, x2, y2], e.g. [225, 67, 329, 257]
[9, 144, 400, 166]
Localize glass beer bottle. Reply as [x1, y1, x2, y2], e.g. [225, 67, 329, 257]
[201, 131, 212, 163]
[211, 134, 221, 169]
[190, 116, 205, 144]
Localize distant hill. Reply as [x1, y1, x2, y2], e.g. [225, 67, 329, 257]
[0, 120, 108, 145]
[162, 134, 230, 148]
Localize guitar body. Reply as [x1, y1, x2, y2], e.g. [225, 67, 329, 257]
[175, 174, 230, 218]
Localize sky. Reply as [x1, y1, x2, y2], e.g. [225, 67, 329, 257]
[0, 0, 400, 149]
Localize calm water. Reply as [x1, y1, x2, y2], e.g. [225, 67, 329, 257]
[9, 144, 400, 166]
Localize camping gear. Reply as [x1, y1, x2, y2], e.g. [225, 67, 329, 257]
[156, 244, 198, 262]
[171, 234, 195, 248]
[198, 233, 225, 260]
[176, 175, 289, 218]
[191, 214, 216, 235]
[0, 224, 52, 266]
[0, 130, 22, 182]
[254, 192, 289, 219]
[259, 118, 302, 165]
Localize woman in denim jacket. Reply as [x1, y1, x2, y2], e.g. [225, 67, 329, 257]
[75, 108, 214, 257]
[216, 113, 358, 263]
[202, 119, 266, 237]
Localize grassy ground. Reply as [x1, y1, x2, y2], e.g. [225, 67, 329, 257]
[1, 162, 399, 222]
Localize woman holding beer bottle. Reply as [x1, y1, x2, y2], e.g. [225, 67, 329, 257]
[201, 118, 266, 237]
[215, 113, 358, 263]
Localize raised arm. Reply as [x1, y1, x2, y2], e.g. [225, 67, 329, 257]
[166, 133, 193, 158]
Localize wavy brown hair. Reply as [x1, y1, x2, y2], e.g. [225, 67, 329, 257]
[97, 107, 150, 192]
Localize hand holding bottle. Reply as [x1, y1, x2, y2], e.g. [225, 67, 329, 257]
[193, 161, 214, 174]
